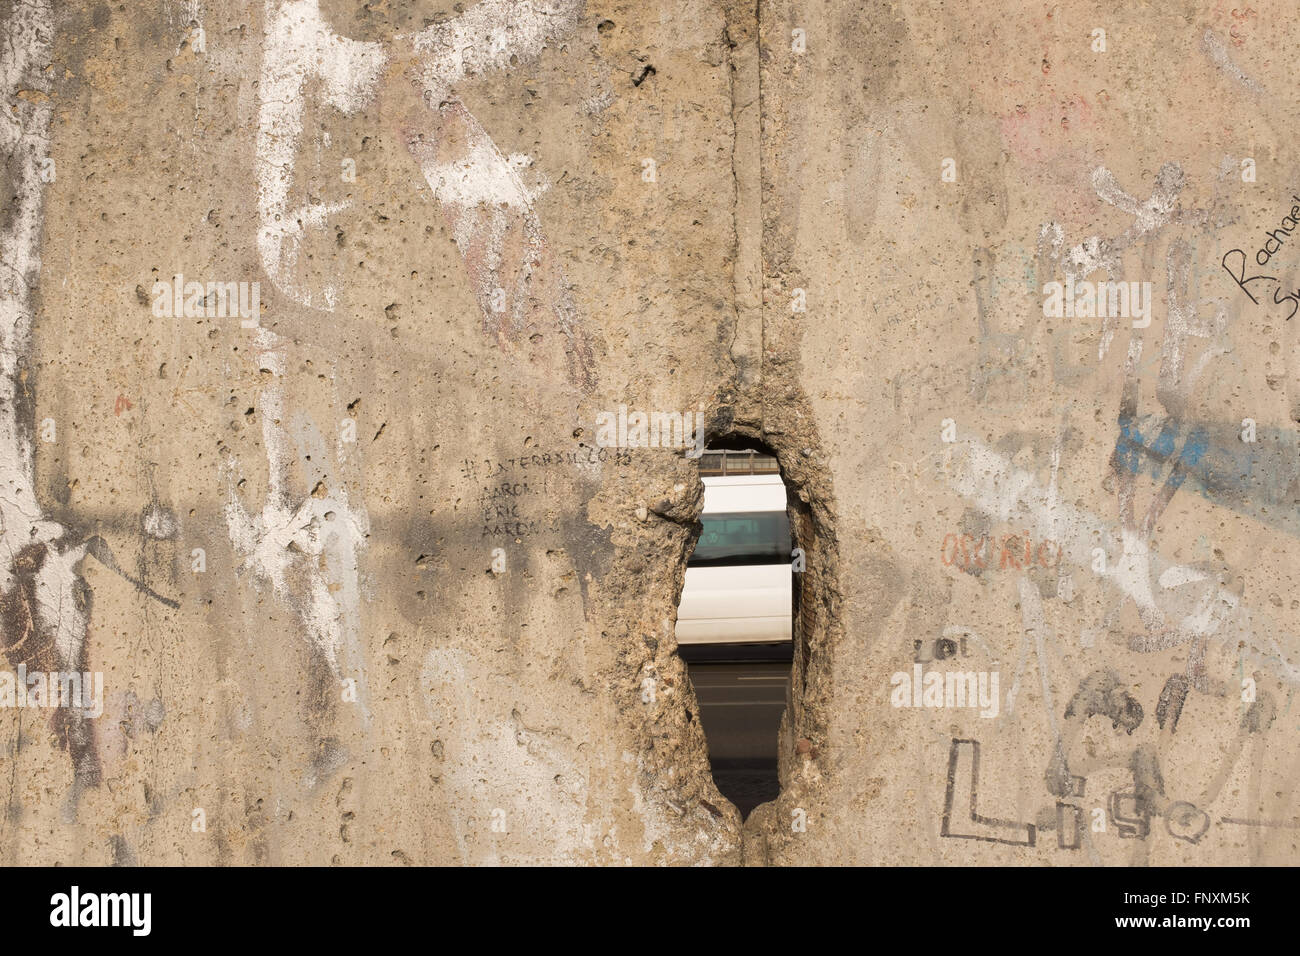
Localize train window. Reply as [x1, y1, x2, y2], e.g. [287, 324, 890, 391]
[698, 449, 780, 477]
[689, 512, 791, 566]
[699, 451, 726, 475]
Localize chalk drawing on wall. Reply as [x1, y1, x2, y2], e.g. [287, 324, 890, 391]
[0, 1, 178, 820]
[256, 0, 596, 388]
[223, 330, 373, 734]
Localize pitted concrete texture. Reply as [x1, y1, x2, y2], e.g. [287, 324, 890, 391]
[0, 0, 1296, 865]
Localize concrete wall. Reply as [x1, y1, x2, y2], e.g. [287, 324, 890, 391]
[0, 0, 1295, 865]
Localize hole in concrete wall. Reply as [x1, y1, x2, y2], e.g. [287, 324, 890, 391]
[676, 438, 793, 819]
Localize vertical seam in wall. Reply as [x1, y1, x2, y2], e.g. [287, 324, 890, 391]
[725, 15, 743, 375]
[724, 0, 765, 394]
[754, 0, 765, 407]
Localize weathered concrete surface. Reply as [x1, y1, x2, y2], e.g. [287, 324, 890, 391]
[0, 0, 1296, 865]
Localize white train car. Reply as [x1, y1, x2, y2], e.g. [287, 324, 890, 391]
[675, 452, 792, 646]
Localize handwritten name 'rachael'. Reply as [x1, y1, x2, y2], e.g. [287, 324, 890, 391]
[1222, 194, 1300, 320]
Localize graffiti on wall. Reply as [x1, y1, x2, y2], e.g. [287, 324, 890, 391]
[937, 159, 1299, 860]
[223, 330, 373, 744]
[0, 0, 177, 817]
[256, 0, 596, 389]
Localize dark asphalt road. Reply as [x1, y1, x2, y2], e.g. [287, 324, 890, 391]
[683, 657, 790, 817]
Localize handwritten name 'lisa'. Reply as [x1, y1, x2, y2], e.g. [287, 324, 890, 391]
[1222, 194, 1300, 320]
